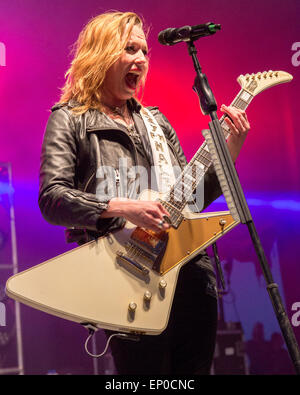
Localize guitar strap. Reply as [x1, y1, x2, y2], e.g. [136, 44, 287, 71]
[140, 107, 175, 193]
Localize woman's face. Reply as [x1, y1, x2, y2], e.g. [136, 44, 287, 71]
[102, 24, 149, 106]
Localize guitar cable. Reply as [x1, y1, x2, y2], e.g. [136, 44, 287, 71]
[82, 323, 140, 358]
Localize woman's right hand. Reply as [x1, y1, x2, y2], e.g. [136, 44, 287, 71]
[100, 198, 170, 232]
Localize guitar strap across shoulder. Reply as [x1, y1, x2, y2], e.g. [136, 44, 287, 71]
[140, 107, 175, 193]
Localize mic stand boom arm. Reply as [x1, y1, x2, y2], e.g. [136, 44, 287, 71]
[187, 40, 300, 374]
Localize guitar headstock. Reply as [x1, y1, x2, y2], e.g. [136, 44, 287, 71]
[237, 70, 293, 96]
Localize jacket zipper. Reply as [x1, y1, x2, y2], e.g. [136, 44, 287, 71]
[84, 126, 138, 194]
[114, 169, 121, 197]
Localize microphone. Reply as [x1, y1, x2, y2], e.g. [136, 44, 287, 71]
[158, 22, 221, 46]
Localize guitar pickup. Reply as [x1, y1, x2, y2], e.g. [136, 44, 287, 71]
[116, 251, 150, 277]
[130, 227, 168, 255]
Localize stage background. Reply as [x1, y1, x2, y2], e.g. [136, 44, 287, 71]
[0, 0, 299, 374]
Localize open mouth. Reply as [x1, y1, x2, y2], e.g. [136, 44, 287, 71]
[125, 72, 139, 90]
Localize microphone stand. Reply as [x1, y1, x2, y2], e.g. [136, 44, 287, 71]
[186, 40, 300, 374]
[212, 242, 227, 330]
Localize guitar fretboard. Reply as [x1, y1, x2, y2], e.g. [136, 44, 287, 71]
[160, 88, 253, 226]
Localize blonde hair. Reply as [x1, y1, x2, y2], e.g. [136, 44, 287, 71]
[59, 11, 146, 114]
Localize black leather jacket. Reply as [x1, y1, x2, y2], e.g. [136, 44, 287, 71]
[39, 99, 221, 244]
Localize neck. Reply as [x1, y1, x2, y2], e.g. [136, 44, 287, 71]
[102, 100, 127, 112]
[101, 99, 133, 127]
[101, 89, 128, 110]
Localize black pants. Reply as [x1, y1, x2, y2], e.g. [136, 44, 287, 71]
[107, 257, 218, 375]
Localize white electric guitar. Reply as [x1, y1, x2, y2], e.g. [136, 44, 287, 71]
[6, 71, 293, 335]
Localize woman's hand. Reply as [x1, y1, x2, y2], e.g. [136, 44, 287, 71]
[100, 198, 170, 232]
[221, 104, 250, 137]
[221, 104, 251, 162]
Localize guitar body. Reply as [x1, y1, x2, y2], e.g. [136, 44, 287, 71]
[6, 189, 238, 335]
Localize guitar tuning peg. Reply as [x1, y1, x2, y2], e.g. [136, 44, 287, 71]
[263, 71, 268, 79]
[274, 71, 279, 77]
[257, 72, 262, 79]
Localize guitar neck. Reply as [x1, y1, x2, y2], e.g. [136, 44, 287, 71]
[160, 88, 254, 222]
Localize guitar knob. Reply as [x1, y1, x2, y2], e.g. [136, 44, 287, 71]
[128, 302, 137, 312]
[144, 291, 152, 301]
[159, 279, 167, 289]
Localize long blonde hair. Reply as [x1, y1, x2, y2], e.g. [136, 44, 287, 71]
[59, 11, 146, 114]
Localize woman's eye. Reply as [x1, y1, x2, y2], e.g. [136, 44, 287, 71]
[126, 46, 135, 53]
[125, 45, 149, 58]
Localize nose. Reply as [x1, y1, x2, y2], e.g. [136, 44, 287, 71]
[135, 49, 148, 65]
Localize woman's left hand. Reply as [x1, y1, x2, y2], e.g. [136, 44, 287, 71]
[221, 104, 250, 137]
[221, 104, 251, 162]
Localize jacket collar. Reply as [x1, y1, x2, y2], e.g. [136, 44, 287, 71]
[51, 97, 142, 113]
